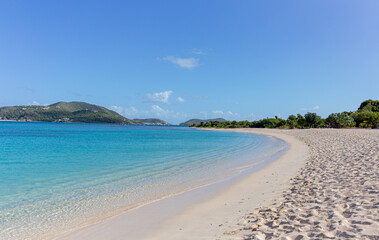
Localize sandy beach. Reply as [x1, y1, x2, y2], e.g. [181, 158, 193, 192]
[54, 128, 378, 240]
[221, 129, 379, 240]
[54, 129, 305, 240]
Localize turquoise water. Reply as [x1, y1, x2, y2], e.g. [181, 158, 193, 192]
[0, 122, 286, 239]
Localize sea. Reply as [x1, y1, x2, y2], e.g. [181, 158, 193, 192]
[0, 121, 287, 239]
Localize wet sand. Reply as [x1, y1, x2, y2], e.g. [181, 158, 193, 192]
[53, 129, 306, 240]
[54, 128, 379, 240]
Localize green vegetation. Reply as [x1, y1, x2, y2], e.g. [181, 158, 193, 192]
[358, 99, 379, 112]
[352, 99, 379, 128]
[179, 118, 226, 126]
[190, 99, 379, 129]
[352, 111, 379, 128]
[325, 112, 355, 128]
[0, 101, 135, 124]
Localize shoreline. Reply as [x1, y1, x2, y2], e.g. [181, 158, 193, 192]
[143, 129, 308, 240]
[53, 128, 308, 240]
[221, 129, 379, 239]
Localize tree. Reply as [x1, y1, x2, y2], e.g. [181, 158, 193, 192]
[335, 112, 355, 128]
[296, 114, 306, 128]
[325, 113, 337, 128]
[352, 111, 379, 128]
[358, 99, 379, 112]
[304, 112, 321, 128]
[287, 115, 297, 129]
[276, 119, 287, 128]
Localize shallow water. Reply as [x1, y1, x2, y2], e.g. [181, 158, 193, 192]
[0, 122, 286, 239]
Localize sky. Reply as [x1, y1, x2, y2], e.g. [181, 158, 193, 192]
[0, 1, 378, 124]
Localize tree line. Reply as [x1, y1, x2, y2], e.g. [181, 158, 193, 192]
[190, 99, 379, 129]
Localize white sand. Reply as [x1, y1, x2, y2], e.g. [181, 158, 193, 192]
[53, 129, 308, 240]
[223, 129, 379, 240]
[54, 128, 379, 240]
[143, 129, 308, 240]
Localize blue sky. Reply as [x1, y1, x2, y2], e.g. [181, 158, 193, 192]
[1, 1, 378, 124]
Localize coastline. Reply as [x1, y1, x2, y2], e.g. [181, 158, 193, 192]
[142, 129, 308, 240]
[53, 128, 308, 240]
[220, 129, 379, 239]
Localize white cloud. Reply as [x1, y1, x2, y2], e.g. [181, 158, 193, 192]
[28, 101, 40, 106]
[162, 56, 199, 69]
[212, 110, 224, 115]
[151, 105, 168, 116]
[146, 90, 173, 103]
[199, 111, 208, 119]
[124, 106, 139, 117]
[300, 106, 320, 111]
[177, 97, 185, 102]
[227, 111, 233, 115]
[110, 105, 123, 114]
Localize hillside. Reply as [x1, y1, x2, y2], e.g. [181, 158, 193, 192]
[179, 118, 226, 126]
[0, 101, 135, 124]
[133, 118, 171, 125]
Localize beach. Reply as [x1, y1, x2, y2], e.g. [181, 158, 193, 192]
[54, 128, 379, 240]
[53, 128, 304, 240]
[1, 123, 286, 240]
[142, 129, 308, 240]
[3, 1, 378, 239]
[219, 129, 379, 239]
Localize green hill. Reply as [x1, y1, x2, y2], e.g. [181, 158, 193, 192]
[0, 101, 135, 124]
[179, 118, 226, 126]
[133, 118, 171, 125]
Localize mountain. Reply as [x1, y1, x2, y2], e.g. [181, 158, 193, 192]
[133, 118, 171, 125]
[179, 118, 227, 126]
[0, 101, 135, 124]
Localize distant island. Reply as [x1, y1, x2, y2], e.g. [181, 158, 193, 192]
[133, 118, 171, 126]
[179, 118, 226, 126]
[0, 101, 170, 125]
[0, 101, 135, 124]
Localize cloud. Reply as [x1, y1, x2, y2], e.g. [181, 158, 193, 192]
[212, 110, 224, 115]
[28, 101, 40, 106]
[146, 90, 173, 103]
[110, 105, 123, 114]
[162, 56, 199, 69]
[110, 106, 141, 117]
[177, 97, 185, 102]
[211, 110, 238, 118]
[151, 105, 168, 116]
[199, 111, 208, 119]
[191, 48, 206, 55]
[124, 106, 140, 117]
[300, 106, 320, 111]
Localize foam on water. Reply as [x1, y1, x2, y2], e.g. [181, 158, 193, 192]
[0, 122, 287, 239]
